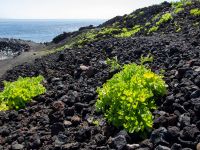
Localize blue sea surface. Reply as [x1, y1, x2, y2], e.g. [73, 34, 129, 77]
[0, 19, 105, 43]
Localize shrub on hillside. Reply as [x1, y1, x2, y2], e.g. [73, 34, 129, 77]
[106, 57, 121, 71]
[115, 25, 142, 38]
[156, 13, 173, 26]
[174, 7, 184, 14]
[0, 75, 46, 111]
[96, 63, 167, 133]
[148, 13, 172, 34]
[190, 8, 200, 16]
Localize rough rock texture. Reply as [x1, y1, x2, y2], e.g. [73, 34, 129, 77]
[0, 38, 30, 60]
[1, 1, 200, 150]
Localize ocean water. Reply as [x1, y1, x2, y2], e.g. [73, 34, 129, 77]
[0, 19, 105, 43]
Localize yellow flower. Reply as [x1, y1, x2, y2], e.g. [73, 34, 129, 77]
[144, 72, 154, 78]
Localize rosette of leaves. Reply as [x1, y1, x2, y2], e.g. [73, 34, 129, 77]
[0, 75, 46, 111]
[96, 63, 167, 133]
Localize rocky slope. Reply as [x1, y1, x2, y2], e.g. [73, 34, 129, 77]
[50, 0, 200, 50]
[0, 38, 31, 60]
[0, 0, 200, 150]
[0, 38, 46, 77]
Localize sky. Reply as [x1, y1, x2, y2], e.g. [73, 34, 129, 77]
[0, 0, 173, 19]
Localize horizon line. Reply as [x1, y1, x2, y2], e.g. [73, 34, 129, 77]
[0, 18, 108, 20]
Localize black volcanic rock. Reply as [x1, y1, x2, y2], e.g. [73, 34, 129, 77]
[0, 38, 30, 60]
[1, 1, 200, 149]
[52, 32, 71, 44]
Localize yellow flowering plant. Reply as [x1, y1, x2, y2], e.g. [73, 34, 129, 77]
[96, 63, 167, 133]
[0, 75, 46, 111]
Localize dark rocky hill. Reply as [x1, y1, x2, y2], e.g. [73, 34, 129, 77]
[51, 0, 200, 49]
[0, 38, 30, 60]
[0, 38, 46, 77]
[0, 0, 200, 149]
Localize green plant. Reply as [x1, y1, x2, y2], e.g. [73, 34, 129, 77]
[0, 75, 46, 111]
[156, 13, 173, 26]
[77, 30, 98, 45]
[172, 1, 184, 8]
[193, 22, 199, 27]
[145, 22, 151, 26]
[93, 120, 100, 126]
[127, 14, 136, 19]
[185, 1, 192, 6]
[99, 27, 121, 35]
[106, 56, 122, 71]
[174, 21, 181, 32]
[112, 22, 120, 27]
[116, 25, 142, 38]
[174, 7, 184, 14]
[152, 14, 160, 21]
[139, 11, 144, 15]
[148, 13, 172, 34]
[172, 0, 192, 7]
[190, 8, 200, 16]
[96, 63, 167, 133]
[148, 26, 159, 33]
[176, 27, 181, 32]
[159, 69, 166, 75]
[74, 27, 122, 46]
[140, 54, 154, 65]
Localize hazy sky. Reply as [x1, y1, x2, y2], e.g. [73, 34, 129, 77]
[0, 0, 172, 19]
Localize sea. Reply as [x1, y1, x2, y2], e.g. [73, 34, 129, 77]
[0, 19, 105, 43]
